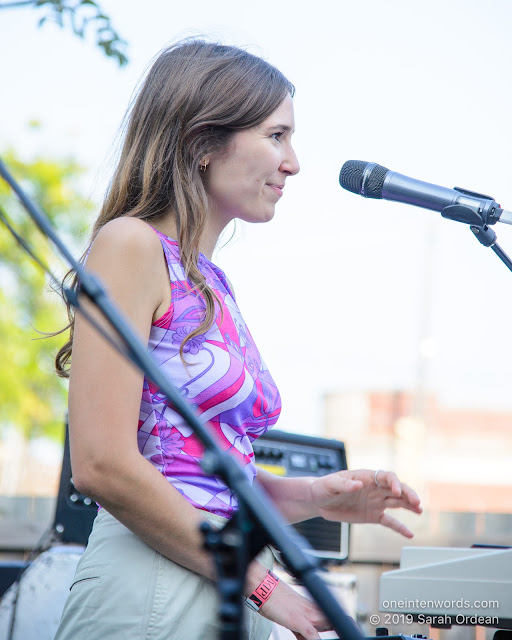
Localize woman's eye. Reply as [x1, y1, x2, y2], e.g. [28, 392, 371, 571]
[271, 132, 283, 141]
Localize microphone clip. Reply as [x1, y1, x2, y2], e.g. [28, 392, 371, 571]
[441, 204, 484, 227]
[441, 203, 498, 247]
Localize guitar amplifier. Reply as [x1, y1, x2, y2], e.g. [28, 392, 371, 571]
[254, 429, 350, 563]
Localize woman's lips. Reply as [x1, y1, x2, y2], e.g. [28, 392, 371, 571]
[267, 184, 284, 197]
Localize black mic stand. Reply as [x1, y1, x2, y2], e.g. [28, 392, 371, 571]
[0, 156, 364, 640]
[441, 191, 512, 272]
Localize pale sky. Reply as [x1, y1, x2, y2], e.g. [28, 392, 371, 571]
[2, 0, 512, 436]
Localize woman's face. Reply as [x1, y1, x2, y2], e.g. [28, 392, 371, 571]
[204, 93, 300, 230]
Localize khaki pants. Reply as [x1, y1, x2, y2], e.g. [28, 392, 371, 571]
[54, 509, 274, 640]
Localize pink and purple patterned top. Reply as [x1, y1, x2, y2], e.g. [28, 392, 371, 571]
[136, 229, 281, 518]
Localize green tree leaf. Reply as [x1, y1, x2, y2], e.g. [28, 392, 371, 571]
[0, 148, 94, 441]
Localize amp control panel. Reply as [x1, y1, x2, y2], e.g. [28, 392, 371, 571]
[254, 439, 342, 477]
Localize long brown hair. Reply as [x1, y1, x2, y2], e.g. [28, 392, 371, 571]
[55, 38, 294, 377]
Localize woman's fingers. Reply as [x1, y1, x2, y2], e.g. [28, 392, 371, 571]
[379, 512, 415, 538]
[374, 470, 403, 496]
[372, 472, 422, 510]
[293, 624, 321, 640]
[312, 468, 423, 538]
[382, 495, 423, 514]
[324, 473, 364, 495]
[260, 581, 333, 638]
[400, 483, 423, 510]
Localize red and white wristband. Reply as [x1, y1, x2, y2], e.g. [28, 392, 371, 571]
[245, 570, 280, 611]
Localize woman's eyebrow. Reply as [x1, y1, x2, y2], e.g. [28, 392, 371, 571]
[266, 124, 294, 133]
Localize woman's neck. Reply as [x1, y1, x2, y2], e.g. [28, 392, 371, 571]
[148, 213, 223, 261]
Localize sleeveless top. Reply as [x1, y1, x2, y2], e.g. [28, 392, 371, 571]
[136, 229, 281, 518]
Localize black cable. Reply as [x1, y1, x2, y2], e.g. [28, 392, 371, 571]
[0, 205, 54, 275]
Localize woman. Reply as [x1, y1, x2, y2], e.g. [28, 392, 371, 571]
[54, 39, 422, 640]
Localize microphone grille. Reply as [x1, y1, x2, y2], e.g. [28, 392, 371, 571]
[339, 161, 389, 198]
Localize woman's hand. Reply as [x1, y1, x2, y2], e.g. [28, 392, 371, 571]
[259, 579, 334, 640]
[309, 469, 422, 538]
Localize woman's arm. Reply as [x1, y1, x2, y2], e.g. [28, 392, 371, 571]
[256, 467, 422, 537]
[69, 217, 220, 578]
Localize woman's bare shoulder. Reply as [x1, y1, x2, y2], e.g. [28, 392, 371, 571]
[91, 217, 161, 258]
[84, 217, 166, 313]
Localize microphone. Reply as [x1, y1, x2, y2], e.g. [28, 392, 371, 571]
[339, 160, 512, 227]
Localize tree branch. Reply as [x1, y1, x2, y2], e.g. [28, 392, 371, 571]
[0, 0, 128, 66]
[0, 1, 39, 8]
